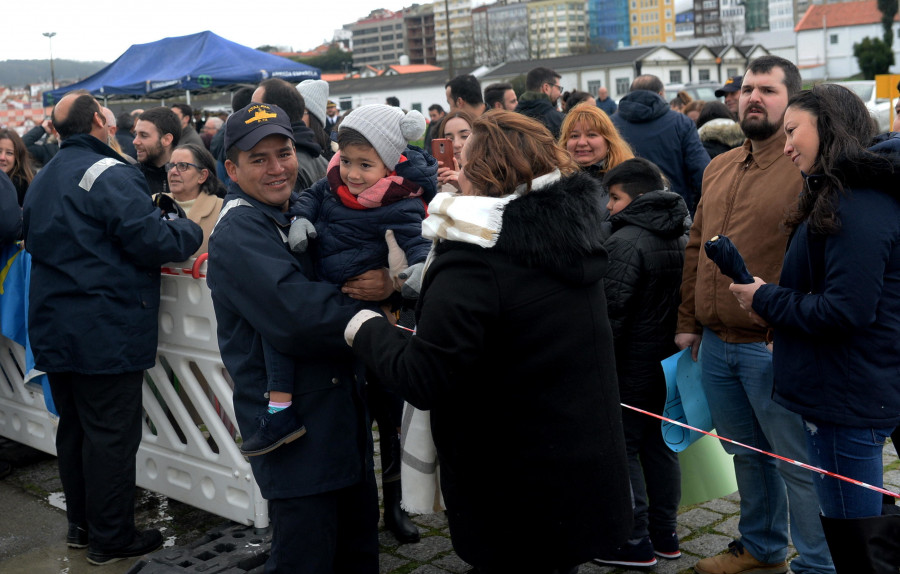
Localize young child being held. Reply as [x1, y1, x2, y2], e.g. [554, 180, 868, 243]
[594, 157, 689, 568]
[239, 104, 437, 457]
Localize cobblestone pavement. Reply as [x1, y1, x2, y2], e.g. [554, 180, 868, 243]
[372, 439, 900, 574]
[1, 435, 898, 573]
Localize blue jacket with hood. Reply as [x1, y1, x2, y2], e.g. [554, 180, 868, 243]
[611, 90, 710, 210]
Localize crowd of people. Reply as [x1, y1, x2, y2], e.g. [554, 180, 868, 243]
[1, 54, 899, 574]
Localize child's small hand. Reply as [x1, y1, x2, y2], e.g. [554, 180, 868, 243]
[288, 218, 317, 253]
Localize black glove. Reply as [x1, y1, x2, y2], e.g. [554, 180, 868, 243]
[153, 194, 186, 221]
[704, 235, 754, 284]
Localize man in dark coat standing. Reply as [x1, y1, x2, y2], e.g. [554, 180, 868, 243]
[611, 75, 709, 212]
[23, 90, 202, 565]
[207, 102, 390, 573]
[515, 66, 566, 138]
[597, 86, 618, 116]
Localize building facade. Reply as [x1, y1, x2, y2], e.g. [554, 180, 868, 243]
[405, 4, 437, 65]
[472, 2, 531, 66]
[589, 0, 631, 49]
[526, 0, 589, 59]
[434, 0, 475, 67]
[629, 0, 677, 45]
[348, 10, 407, 68]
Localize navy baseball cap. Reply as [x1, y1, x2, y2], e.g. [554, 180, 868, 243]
[715, 76, 743, 98]
[225, 102, 295, 152]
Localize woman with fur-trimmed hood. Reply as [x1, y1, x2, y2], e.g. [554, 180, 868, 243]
[344, 111, 633, 573]
[696, 101, 746, 159]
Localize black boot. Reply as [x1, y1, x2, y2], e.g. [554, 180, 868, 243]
[383, 477, 420, 543]
[382, 432, 419, 544]
[820, 513, 900, 573]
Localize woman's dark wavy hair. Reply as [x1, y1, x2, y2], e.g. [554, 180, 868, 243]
[783, 83, 885, 235]
[175, 143, 226, 197]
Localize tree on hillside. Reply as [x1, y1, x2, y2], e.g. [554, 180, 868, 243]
[293, 45, 352, 74]
[877, 0, 898, 45]
[854, 37, 895, 78]
[256, 45, 279, 53]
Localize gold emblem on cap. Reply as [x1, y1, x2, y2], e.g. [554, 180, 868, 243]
[245, 104, 277, 125]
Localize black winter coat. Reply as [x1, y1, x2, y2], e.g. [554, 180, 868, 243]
[353, 172, 632, 571]
[515, 94, 565, 138]
[604, 191, 688, 409]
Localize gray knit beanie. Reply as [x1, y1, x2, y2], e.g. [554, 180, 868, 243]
[339, 105, 426, 170]
[297, 79, 329, 127]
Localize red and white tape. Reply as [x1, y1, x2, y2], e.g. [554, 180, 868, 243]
[623, 403, 900, 499]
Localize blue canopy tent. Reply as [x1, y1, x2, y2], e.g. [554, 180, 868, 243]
[43, 31, 320, 106]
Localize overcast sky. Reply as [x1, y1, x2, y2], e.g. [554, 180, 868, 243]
[3, 0, 694, 63]
[1, 0, 409, 62]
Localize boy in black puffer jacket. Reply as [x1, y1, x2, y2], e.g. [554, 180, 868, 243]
[594, 158, 689, 569]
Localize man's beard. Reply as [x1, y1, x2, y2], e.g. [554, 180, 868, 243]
[141, 142, 165, 167]
[740, 112, 779, 141]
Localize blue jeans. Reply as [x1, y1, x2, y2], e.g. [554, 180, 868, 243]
[700, 329, 834, 574]
[804, 418, 893, 519]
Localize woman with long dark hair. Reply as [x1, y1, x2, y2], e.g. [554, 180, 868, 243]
[729, 84, 900, 570]
[0, 129, 34, 206]
[343, 110, 633, 573]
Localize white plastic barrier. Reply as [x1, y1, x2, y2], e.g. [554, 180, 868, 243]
[0, 257, 269, 528]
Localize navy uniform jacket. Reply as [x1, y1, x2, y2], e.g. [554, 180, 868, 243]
[23, 134, 202, 374]
[206, 186, 373, 499]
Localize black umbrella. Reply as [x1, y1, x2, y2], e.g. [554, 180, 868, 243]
[704, 235, 754, 284]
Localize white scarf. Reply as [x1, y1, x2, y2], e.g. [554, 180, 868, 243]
[420, 169, 561, 248]
[400, 169, 561, 515]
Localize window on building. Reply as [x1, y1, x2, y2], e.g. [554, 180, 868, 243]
[616, 77, 630, 95]
[698, 69, 711, 81]
[830, 33, 838, 44]
[666, 22, 672, 31]
[670, 70, 682, 83]
[727, 67, 738, 76]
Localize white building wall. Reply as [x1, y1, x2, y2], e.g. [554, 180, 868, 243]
[797, 22, 900, 80]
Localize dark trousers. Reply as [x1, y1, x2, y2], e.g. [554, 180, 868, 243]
[622, 405, 682, 539]
[48, 370, 144, 550]
[266, 476, 380, 574]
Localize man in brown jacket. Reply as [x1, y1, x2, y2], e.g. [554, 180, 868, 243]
[676, 56, 835, 574]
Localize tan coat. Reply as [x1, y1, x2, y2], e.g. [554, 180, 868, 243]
[185, 192, 223, 257]
[153, 191, 223, 259]
[677, 130, 802, 343]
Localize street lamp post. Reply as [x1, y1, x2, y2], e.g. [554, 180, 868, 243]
[42, 32, 56, 89]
